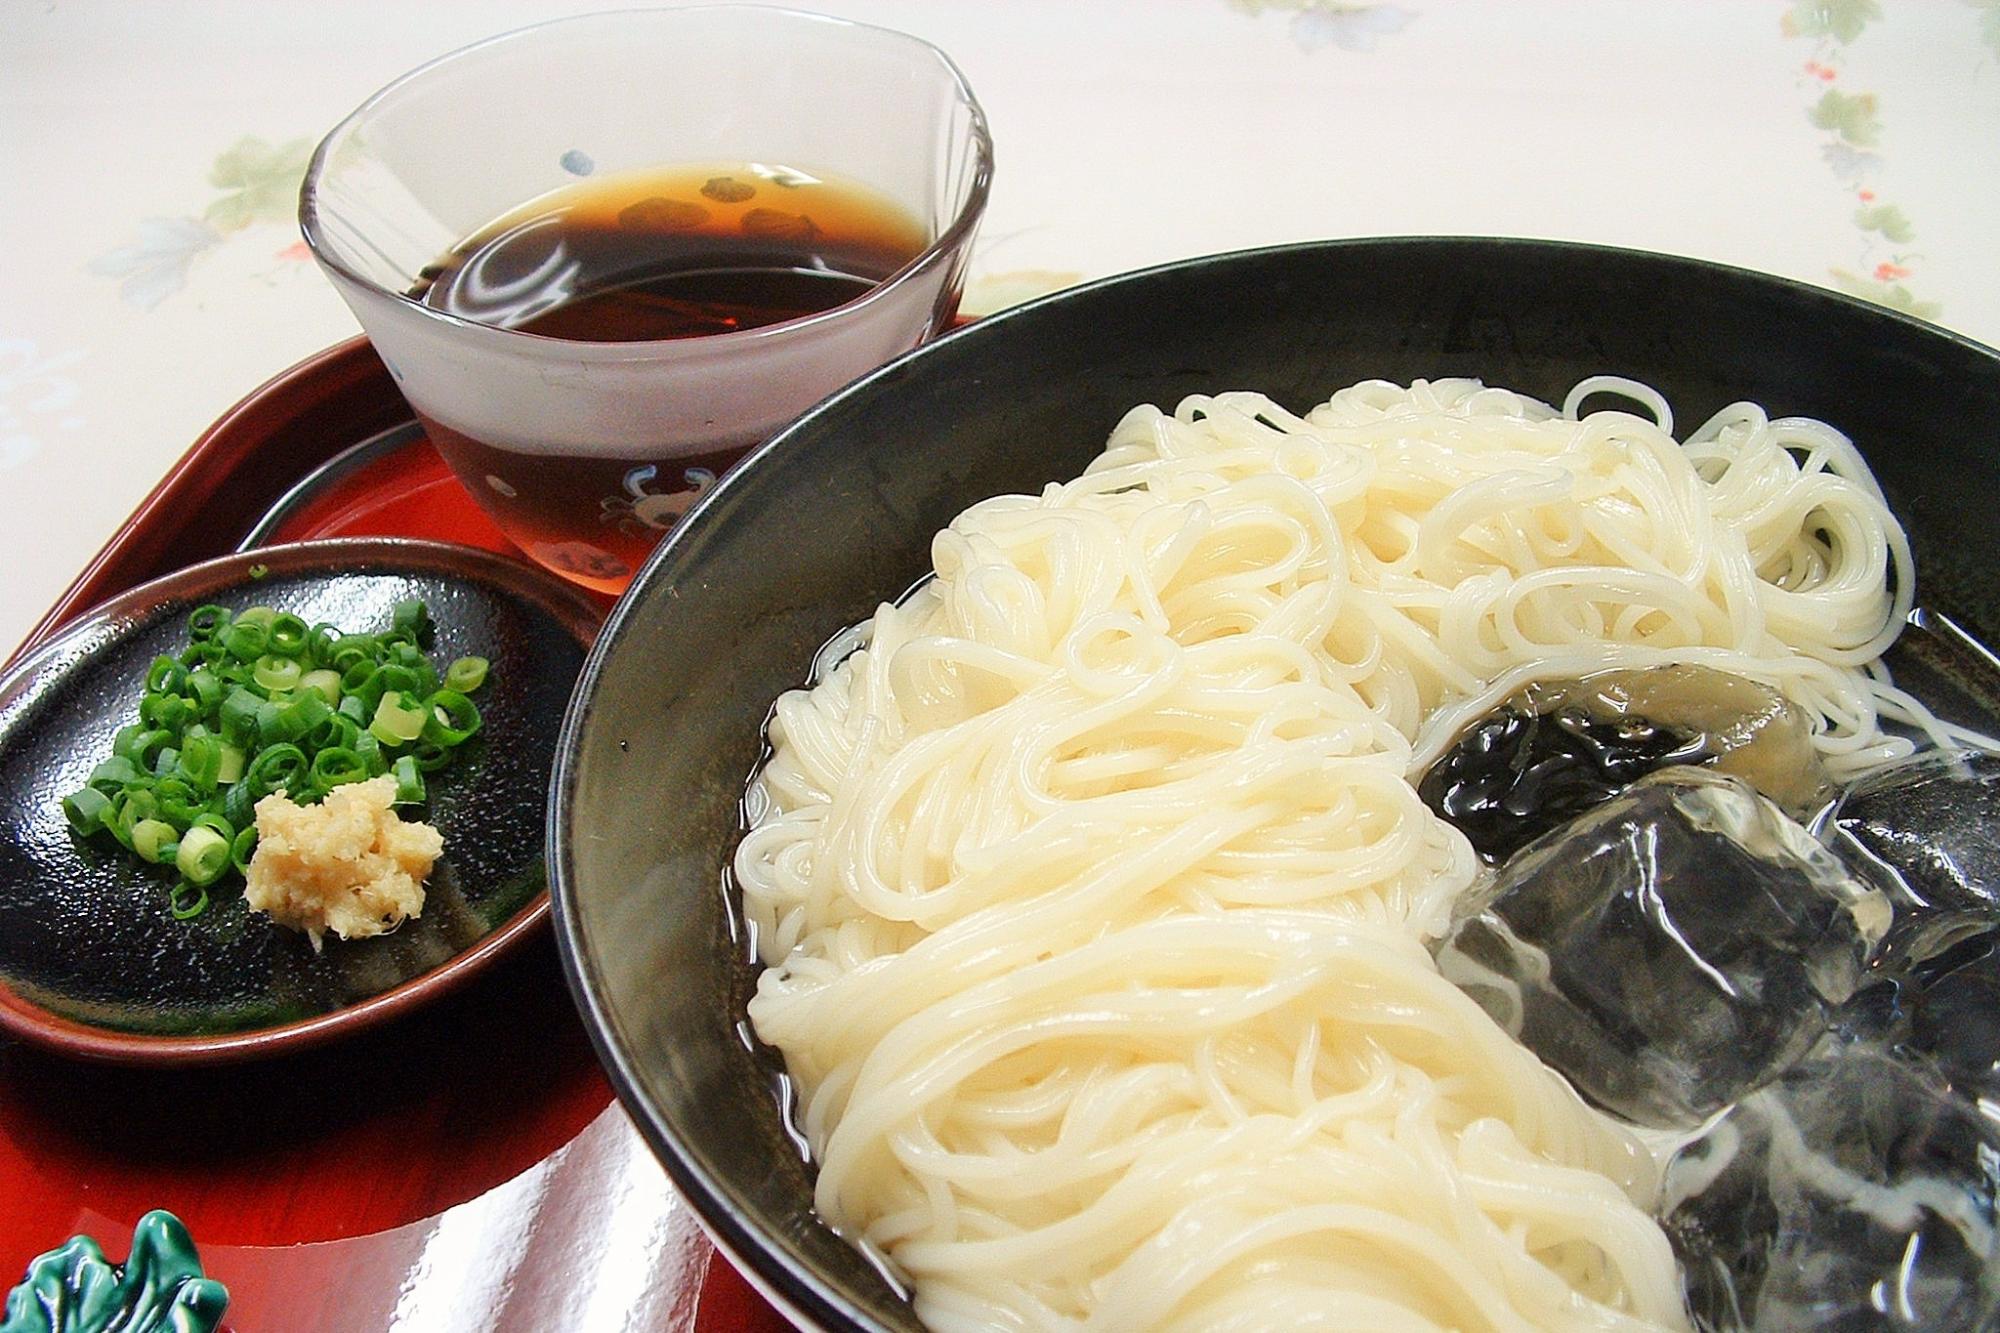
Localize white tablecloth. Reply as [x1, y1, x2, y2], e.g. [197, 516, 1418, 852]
[6, 0, 1998, 656]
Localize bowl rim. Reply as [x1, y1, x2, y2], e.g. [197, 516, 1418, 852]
[0, 536, 602, 1067]
[547, 234, 2000, 1330]
[562, 234, 2000, 602]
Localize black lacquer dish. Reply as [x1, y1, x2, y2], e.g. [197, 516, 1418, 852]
[0, 538, 599, 1065]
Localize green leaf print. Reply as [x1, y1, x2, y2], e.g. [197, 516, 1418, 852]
[1808, 90, 1882, 148]
[202, 136, 314, 231]
[1973, 0, 2000, 61]
[1831, 269, 1941, 321]
[1782, 0, 1881, 43]
[1852, 203, 1914, 243]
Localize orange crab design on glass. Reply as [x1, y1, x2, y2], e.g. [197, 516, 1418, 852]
[599, 465, 719, 538]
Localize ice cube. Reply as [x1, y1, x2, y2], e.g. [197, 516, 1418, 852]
[1435, 769, 1891, 1128]
[1829, 750, 2000, 914]
[1661, 1044, 2000, 1330]
[1842, 911, 2000, 1110]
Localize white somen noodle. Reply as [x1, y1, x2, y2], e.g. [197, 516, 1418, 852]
[733, 377, 1915, 1330]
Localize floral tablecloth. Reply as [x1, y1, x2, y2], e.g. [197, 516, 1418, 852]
[5, 0, 1998, 653]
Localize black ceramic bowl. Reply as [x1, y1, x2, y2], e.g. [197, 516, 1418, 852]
[549, 238, 2000, 1330]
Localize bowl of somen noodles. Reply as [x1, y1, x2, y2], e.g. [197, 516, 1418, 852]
[550, 237, 2000, 1332]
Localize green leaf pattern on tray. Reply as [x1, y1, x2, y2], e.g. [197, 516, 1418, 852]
[1852, 203, 1915, 244]
[1, 1212, 227, 1333]
[1828, 268, 1940, 318]
[1783, 0, 1883, 44]
[1227, 0, 1417, 54]
[1972, 0, 2000, 60]
[1784, 3, 1948, 321]
[90, 136, 315, 311]
[203, 137, 315, 232]
[1808, 89, 1882, 148]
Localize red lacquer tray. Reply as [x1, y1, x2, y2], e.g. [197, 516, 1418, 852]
[1, 337, 790, 1332]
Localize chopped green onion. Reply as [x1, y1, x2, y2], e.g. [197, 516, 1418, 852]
[151, 777, 201, 826]
[388, 643, 439, 696]
[252, 654, 303, 693]
[260, 692, 331, 746]
[220, 779, 255, 830]
[105, 729, 151, 764]
[62, 787, 113, 835]
[115, 785, 159, 819]
[218, 688, 263, 746]
[131, 818, 178, 864]
[328, 636, 379, 675]
[107, 791, 156, 851]
[308, 712, 361, 754]
[145, 655, 188, 694]
[175, 825, 231, 886]
[185, 668, 224, 712]
[306, 622, 342, 665]
[410, 739, 453, 773]
[139, 691, 189, 730]
[243, 743, 307, 798]
[190, 811, 235, 841]
[268, 613, 310, 657]
[230, 825, 259, 873]
[221, 619, 271, 662]
[311, 746, 370, 791]
[89, 755, 146, 791]
[174, 731, 223, 791]
[353, 730, 386, 775]
[62, 596, 485, 917]
[187, 605, 233, 639]
[371, 691, 428, 744]
[299, 668, 342, 705]
[391, 755, 426, 804]
[444, 656, 489, 693]
[178, 641, 228, 669]
[130, 729, 174, 767]
[104, 809, 137, 850]
[422, 690, 481, 747]
[392, 598, 434, 645]
[352, 664, 421, 716]
[339, 657, 376, 697]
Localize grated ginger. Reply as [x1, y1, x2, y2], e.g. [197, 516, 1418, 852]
[243, 775, 443, 949]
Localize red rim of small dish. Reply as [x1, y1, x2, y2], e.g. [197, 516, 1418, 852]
[0, 536, 603, 1066]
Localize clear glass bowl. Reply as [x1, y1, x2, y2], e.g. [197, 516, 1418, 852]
[301, 6, 991, 592]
